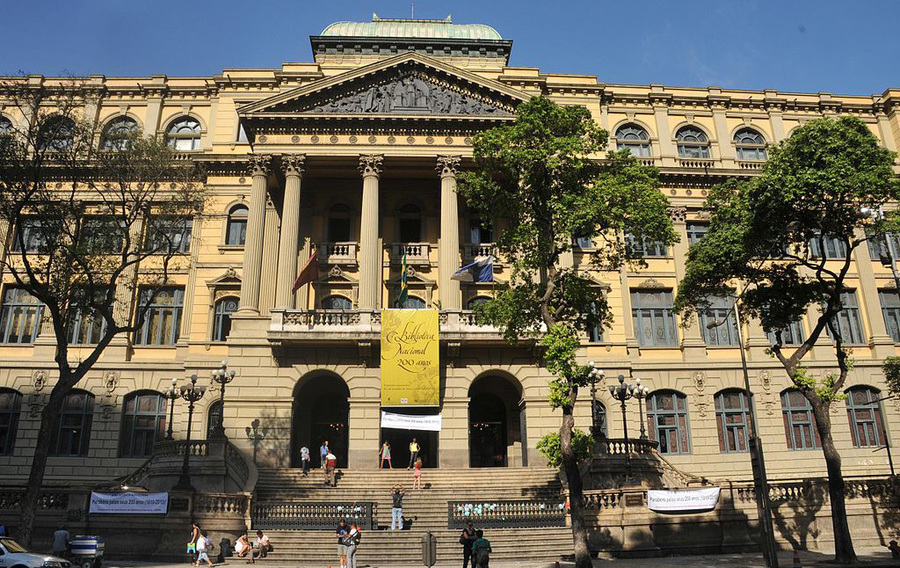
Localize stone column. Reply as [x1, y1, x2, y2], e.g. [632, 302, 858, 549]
[437, 156, 462, 310]
[276, 155, 306, 309]
[238, 155, 271, 313]
[854, 229, 895, 358]
[358, 155, 383, 310]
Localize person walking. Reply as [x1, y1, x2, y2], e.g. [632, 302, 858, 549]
[346, 522, 361, 568]
[194, 531, 213, 567]
[324, 451, 338, 487]
[300, 444, 310, 476]
[390, 484, 406, 531]
[407, 437, 420, 469]
[336, 519, 349, 568]
[459, 521, 478, 568]
[52, 525, 70, 559]
[472, 530, 492, 568]
[412, 457, 423, 490]
[379, 441, 392, 469]
[320, 440, 329, 469]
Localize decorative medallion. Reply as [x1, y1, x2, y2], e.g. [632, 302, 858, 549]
[701, 190, 708, 196]
[445, 137, 454, 145]
[406, 136, 415, 144]
[104, 371, 119, 394]
[101, 404, 114, 420]
[670, 189, 676, 195]
[329, 135, 339, 144]
[464, 137, 472, 145]
[258, 135, 267, 143]
[329, 266, 343, 278]
[696, 401, 709, 418]
[291, 135, 300, 143]
[765, 401, 775, 415]
[238, 177, 246, 184]
[311, 135, 320, 144]
[692, 371, 705, 392]
[368, 135, 377, 144]
[686, 189, 692, 196]
[56, 182, 63, 189]
[426, 136, 434, 145]
[349, 135, 358, 144]
[759, 370, 771, 392]
[32, 371, 46, 392]
[387, 135, 396, 145]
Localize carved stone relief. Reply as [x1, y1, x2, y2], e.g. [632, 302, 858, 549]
[32, 370, 47, 392]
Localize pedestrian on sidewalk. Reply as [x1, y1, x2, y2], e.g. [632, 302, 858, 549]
[336, 519, 349, 568]
[407, 437, 420, 469]
[325, 452, 338, 487]
[459, 520, 478, 568]
[346, 522, 361, 568]
[472, 529, 491, 568]
[194, 531, 213, 567]
[380, 441, 392, 469]
[412, 457, 423, 490]
[300, 444, 310, 476]
[320, 440, 329, 469]
[52, 524, 70, 559]
[390, 484, 407, 531]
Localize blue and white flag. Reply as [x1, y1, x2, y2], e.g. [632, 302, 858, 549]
[451, 255, 494, 282]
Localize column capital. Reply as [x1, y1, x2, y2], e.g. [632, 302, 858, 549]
[667, 206, 687, 224]
[247, 154, 273, 177]
[281, 154, 306, 178]
[436, 155, 461, 178]
[358, 154, 384, 178]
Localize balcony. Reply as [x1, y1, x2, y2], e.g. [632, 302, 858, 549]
[463, 243, 497, 263]
[676, 158, 716, 169]
[318, 242, 358, 265]
[391, 242, 431, 266]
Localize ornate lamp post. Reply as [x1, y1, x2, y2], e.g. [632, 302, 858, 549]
[210, 361, 236, 439]
[587, 363, 605, 437]
[633, 381, 650, 440]
[246, 418, 268, 465]
[607, 374, 637, 480]
[173, 374, 206, 492]
[163, 378, 179, 441]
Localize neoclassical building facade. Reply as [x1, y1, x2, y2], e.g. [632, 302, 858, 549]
[0, 16, 899, 486]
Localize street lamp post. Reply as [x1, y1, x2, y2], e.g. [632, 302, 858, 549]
[173, 374, 206, 492]
[606, 373, 637, 481]
[163, 378, 178, 441]
[588, 363, 605, 437]
[210, 361, 236, 440]
[634, 383, 650, 440]
[706, 299, 778, 568]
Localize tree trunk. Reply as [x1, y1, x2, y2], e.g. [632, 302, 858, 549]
[17, 385, 66, 546]
[560, 406, 592, 568]
[811, 402, 857, 564]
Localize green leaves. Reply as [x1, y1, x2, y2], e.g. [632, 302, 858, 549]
[536, 429, 594, 469]
[882, 356, 900, 399]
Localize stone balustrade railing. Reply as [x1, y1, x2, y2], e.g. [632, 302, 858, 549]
[463, 243, 497, 262]
[677, 158, 716, 169]
[154, 439, 209, 458]
[599, 437, 659, 456]
[317, 241, 358, 264]
[270, 309, 503, 338]
[194, 492, 251, 519]
[391, 242, 432, 264]
[447, 499, 566, 529]
[253, 501, 376, 530]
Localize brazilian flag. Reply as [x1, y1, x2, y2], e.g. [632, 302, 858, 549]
[398, 248, 409, 308]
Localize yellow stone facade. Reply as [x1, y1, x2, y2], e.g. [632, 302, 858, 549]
[0, 17, 899, 485]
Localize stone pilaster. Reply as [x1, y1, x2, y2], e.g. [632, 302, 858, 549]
[176, 213, 204, 354]
[669, 206, 706, 359]
[238, 155, 271, 314]
[437, 156, 461, 310]
[358, 155, 383, 310]
[853, 229, 895, 358]
[276, 155, 306, 310]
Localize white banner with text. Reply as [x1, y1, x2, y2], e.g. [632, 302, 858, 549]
[89, 492, 169, 514]
[647, 487, 720, 512]
[380, 411, 443, 431]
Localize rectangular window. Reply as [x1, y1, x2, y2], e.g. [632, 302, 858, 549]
[825, 291, 865, 345]
[879, 290, 900, 343]
[766, 320, 805, 346]
[11, 218, 51, 253]
[134, 287, 184, 346]
[699, 295, 739, 346]
[631, 290, 677, 347]
[626, 232, 667, 257]
[686, 223, 708, 246]
[0, 287, 44, 344]
[146, 217, 192, 254]
[54, 392, 94, 457]
[866, 230, 900, 263]
[81, 217, 126, 253]
[809, 234, 848, 259]
[470, 220, 494, 245]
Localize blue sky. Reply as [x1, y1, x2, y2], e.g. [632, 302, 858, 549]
[2, 0, 897, 95]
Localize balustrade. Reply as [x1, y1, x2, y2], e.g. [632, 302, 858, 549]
[463, 243, 497, 262]
[317, 242, 358, 265]
[154, 439, 209, 457]
[253, 501, 376, 530]
[194, 493, 250, 518]
[392, 242, 431, 264]
[737, 160, 764, 170]
[677, 158, 716, 169]
[447, 499, 566, 529]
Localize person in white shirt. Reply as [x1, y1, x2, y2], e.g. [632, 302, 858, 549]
[194, 531, 213, 567]
[300, 445, 310, 476]
[251, 530, 271, 563]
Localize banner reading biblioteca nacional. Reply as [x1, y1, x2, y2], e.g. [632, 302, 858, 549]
[381, 309, 439, 406]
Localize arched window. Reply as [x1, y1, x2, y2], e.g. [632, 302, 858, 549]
[120, 391, 167, 457]
[0, 116, 12, 137]
[0, 388, 22, 456]
[845, 386, 885, 448]
[100, 116, 139, 150]
[781, 389, 820, 450]
[647, 390, 690, 454]
[615, 124, 651, 157]
[322, 295, 353, 310]
[54, 390, 94, 456]
[401, 296, 427, 309]
[675, 126, 710, 159]
[592, 400, 607, 438]
[715, 389, 750, 453]
[398, 204, 423, 243]
[213, 297, 238, 341]
[207, 400, 223, 438]
[328, 204, 353, 242]
[467, 296, 491, 310]
[165, 117, 202, 151]
[734, 128, 767, 161]
[39, 116, 75, 151]
[225, 205, 249, 246]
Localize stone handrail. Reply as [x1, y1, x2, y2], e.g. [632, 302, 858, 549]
[447, 499, 566, 529]
[154, 439, 209, 458]
[392, 242, 431, 264]
[599, 438, 659, 456]
[463, 243, 497, 261]
[317, 241, 358, 264]
[677, 158, 716, 169]
[194, 492, 251, 519]
[253, 501, 376, 530]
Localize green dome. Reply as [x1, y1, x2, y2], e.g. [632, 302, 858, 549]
[321, 15, 503, 41]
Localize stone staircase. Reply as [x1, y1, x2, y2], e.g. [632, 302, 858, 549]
[252, 467, 573, 566]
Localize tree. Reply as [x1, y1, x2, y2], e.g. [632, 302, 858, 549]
[674, 116, 900, 564]
[0, 77, 204, 545]
[457, 96, 676, 568]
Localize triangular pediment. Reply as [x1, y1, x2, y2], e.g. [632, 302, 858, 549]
[239, 53, 527, 119]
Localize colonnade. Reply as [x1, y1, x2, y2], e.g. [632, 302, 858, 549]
[237, 154, 463, 314]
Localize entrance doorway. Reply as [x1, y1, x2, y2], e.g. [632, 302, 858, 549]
[292, 373, 349, 468]
[380, 407, 439, 468]
[468, 374, 525, 467]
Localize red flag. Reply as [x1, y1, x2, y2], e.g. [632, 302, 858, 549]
[292, 250, 319, 292]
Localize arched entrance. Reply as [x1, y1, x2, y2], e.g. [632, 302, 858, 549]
[291, 373, 349, 468]
[468, 374, 525, 467]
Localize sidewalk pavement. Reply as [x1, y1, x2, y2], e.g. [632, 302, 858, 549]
[100, 546, 899, 568]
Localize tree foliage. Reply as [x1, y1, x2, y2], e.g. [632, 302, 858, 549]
[882, 356, 900, 399]
[674, 116, 900, 564]
[537, 429, 594, 469]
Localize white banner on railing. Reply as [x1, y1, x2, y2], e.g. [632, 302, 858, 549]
[89, 491, 169, 514]
[647, 487, 720, 513]
[380, 411, 442, 431]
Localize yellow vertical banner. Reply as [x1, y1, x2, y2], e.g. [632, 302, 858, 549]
[380, 309, 440, 406]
